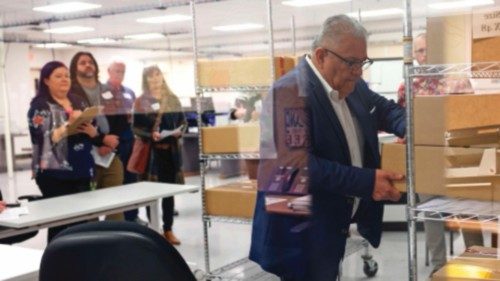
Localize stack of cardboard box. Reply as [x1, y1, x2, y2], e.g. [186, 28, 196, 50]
[381, 94, 500, 201]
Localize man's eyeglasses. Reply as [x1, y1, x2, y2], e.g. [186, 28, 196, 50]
[323, 47, 373, 70]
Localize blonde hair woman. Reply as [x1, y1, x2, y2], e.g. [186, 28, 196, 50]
[132, 65, 186, 245]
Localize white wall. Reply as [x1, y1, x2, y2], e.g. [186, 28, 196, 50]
[0, 41, 405, 135]
[28, 47, 195, 102]
[147, 58, 195, 107]
[28, 47, 147, 96]
[0, 43, 32, 134]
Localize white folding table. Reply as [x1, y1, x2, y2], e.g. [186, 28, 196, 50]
[0, 181, 198, 239]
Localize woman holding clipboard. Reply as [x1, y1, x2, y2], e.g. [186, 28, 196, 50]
[27, 61, 99, 241]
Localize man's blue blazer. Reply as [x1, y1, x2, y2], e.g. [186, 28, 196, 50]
[250, 57, 406, 280]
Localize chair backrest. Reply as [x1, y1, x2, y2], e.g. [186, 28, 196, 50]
[39, 221, 196, 281]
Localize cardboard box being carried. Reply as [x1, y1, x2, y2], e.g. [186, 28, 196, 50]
[381, 143, 500, 201]
[205, 180, 257, 218]
[201, 124, 260, 154]
[198, 56, 295, 87]
[414, 94, 500, 147]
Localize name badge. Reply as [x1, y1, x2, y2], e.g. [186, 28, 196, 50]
[101, 91, 113, 100]
[151, 103, 160, 111]
[284, 107, 308, 148]
[123, 93, 132, 100]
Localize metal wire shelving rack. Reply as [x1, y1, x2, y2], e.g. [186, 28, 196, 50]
[190, 1, 278, 280]
[402, 1, 500, 279]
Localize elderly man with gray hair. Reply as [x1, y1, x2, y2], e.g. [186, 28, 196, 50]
[250, 15, 405, 280]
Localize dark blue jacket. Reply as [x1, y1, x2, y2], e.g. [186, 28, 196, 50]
[249, 57, 405, 280]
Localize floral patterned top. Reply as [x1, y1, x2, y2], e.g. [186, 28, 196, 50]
[28, 93, 95, 179]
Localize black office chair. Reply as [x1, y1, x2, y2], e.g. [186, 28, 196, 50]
[39, 221, 197, 281]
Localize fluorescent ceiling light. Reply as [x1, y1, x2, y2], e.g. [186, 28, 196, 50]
[282, 0, 350, 7]
[137, 14, 191, 24]
[428, 0, 494, 10]
[212, 23, 264, 32]
[44, 26, 94, 34]
[124, 33, 166, 40]
[347, 8, 404, 18]
[34, 43, 71, 49]
[77, 38, 117, 44]
[33, 2, 101, 13]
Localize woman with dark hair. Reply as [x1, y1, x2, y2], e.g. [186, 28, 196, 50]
[27, 61, 98, 241]
[132, 65, 186, 245]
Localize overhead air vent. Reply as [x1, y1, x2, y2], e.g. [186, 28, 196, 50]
[27, 26, 45, 32]
[1, 32, 29, 41]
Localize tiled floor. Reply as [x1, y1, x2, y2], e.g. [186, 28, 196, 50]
[0, 167, 486, 281]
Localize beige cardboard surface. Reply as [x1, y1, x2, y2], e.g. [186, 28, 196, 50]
[205, 181, 257, 218]
[427, 15, 470, 64]
[381, 143, 446, 196]
[473, 36, 500, 63]
[201, 124, 260, 154]
[381, 143, 498, 201]
[415, 94, 500, 146]
[198, 57, 295, 87]
[432, 253, 500, 281]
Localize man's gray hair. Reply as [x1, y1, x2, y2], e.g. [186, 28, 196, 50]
[311, 14, 368, 51]
[415, 32, 426, 40]
[108, 57, 126, 69]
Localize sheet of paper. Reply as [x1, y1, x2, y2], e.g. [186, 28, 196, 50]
[159, 124, 185, 140]
[288, 195, 311, 211]
[265, 197, 287, 206]
[0, 207, 29, 221]
[91, 146, 115, 168]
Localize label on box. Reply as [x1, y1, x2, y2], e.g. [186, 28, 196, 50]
[473, 8, 500, 39]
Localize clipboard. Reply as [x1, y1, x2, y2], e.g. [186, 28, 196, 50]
[66, 106, 101, 136]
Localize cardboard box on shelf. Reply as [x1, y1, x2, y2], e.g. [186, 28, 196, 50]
[492, 178, 500, 201]
[204, 180, 257, 218]
[201, 124, 260, 154]
[427, 15, 470, 64]
[432, 262, 500, 280]
[197, 56, 295, 87]
[431, 251, 500, 281]
[381, 143, 498, 201]
[414, 94, 500, 147]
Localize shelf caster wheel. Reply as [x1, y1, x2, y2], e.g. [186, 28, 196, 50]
[192, 269, 206, 280]
[363, 259, 378, 277]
